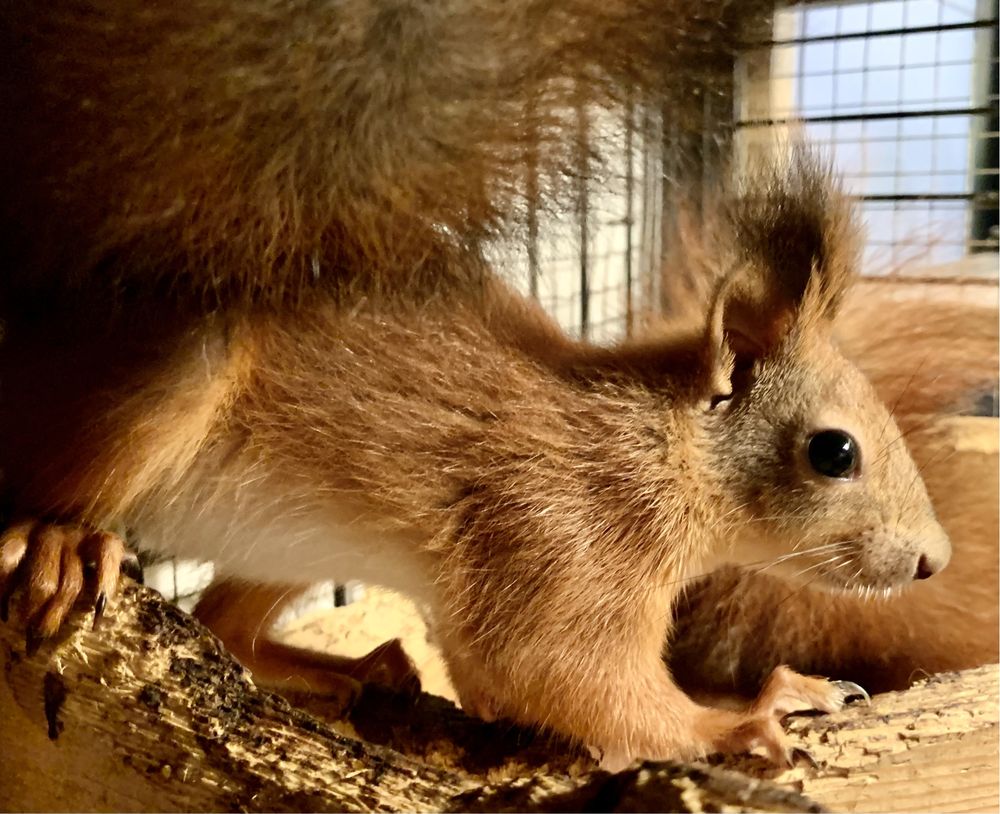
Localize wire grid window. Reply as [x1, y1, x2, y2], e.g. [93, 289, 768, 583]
[736, 0, 999, 275]
[496, 105, 660, 344]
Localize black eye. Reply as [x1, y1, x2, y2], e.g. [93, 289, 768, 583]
[808, 430, 860, 479]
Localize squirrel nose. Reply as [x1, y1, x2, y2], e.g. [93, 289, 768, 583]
[912, 521, 951, 581]
[914, 553, 943, 580]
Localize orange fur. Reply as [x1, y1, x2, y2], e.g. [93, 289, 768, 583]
[0, 2, 969, 768]
[838, 282, 999, 420]
[2, 164, 953, 765]
[670, 284, 999, 696]
[0, 1, 761, 307]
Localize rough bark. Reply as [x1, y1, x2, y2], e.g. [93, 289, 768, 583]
[1, 583, 995, 812]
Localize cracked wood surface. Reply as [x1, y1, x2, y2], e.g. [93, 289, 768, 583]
[0, 583, 820, 813]
[0, 582, 996, 812]
[721, 665, 999, 813]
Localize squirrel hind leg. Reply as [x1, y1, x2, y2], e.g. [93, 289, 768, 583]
[193, 578, 421, 716]
[0, 518, 130, 648]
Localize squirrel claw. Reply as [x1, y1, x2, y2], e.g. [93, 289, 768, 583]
[832, 680, 870, 705]
[699, 665, 865, 768]
[0, 519, 130, 642]
[789, 746, 820, 769]
[25, 627, 44, 657]
[751, 665, 862, 718]
[119, 551, 144, 585]
[93, 591, 107, 629]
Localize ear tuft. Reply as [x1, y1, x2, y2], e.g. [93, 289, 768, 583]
[724, 146, 860, 325]
[668, 145, 862, 402]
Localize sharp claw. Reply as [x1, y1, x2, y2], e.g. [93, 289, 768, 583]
[0, 576, 18, 624]
[790, 746, 820, 769]
[833, 680, 871, 705]
[93, 591, 107, 629]
[402, 673, 422, 698]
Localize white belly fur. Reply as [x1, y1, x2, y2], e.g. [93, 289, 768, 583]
[126, 455, 437, 606]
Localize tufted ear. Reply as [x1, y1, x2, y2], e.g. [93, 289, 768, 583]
[700, 267, 793, 404]
[697, 148, 862, 402]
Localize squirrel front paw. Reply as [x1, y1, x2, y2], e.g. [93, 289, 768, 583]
[703, 665, 869, 767]
[750, 664, 869, 719]
[454, 681, 501, 722]
[591, 709, 807, 773]
[592, 665, 870, 772]
[352, 637, 422, 697]
[0, 519, 138, 649]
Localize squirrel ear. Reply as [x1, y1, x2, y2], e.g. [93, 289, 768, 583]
[702, 266, 799, 401]
[681, 148, 862, 405]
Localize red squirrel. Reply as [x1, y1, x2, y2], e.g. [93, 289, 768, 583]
[194, 287, 1000, 712]
[0, 2, 955, 768]
[668, 288, 999, 698]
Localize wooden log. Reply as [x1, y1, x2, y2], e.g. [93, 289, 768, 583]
[0, 582, 995, 812]
[723, 665, 999, 813]
[0, 583, 821, 813]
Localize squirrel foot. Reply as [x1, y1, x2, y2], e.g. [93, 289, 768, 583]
[0, 519, 135, 648]
[706, 665, 869, 767]
[351, 637, 422, 697]
[280, 670, 365, 717]
[592, 712, 812, 773]
[238, 638, 421, 718]
[193, 580, 421, 715]
[456, 685, 501, 723]
[750, 664, 869, 718]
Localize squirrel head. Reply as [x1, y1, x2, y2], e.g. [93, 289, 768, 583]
[685, 149, 950, 591]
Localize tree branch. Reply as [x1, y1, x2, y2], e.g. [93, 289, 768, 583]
[1, 583, 994, 812]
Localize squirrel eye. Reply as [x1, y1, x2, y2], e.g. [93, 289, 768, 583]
[807, 430, 860, 479]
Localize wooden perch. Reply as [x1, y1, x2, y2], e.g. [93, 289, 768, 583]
[1, 583, 996, 812]
[721, 667, 999, 813]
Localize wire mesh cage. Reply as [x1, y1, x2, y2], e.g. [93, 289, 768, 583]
[735, 0, 999, 276]
[502, 0, 1000, 341]
[492, 104, 661, 344]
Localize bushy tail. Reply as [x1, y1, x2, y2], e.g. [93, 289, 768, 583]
[0, 1, 768, 306]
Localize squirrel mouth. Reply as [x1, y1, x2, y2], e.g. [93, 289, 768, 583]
[812, 552, 911, 597]
[811, 574, 904, 599]
[770, 537, 910, 597]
